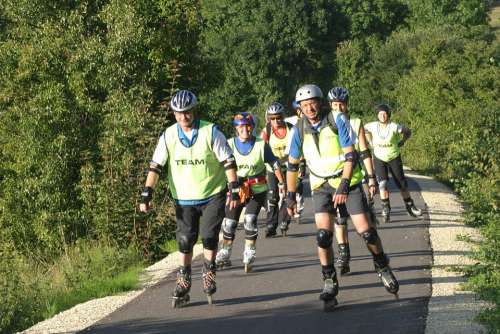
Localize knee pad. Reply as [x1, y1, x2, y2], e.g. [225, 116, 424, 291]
[222, 218, 238, 240]
[244, 214, 258, 240]
[361, 227, 379, 246]
[379, 179, 388, 192]
[316, 229, 333, 249]
[335, 216, 348, 226]
[178, 234, 195, 254]
[202, 236, 218, 250]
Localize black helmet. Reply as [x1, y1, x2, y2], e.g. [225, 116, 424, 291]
[375, 104, 391, 118]
[327, 87, 349, 102]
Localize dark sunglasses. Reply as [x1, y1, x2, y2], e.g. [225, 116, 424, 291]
[269, 116, 283, 121]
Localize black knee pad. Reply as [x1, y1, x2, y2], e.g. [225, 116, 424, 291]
[178, 234, 194, 254]
[202, 236, 218, 250]
[335, 217, 348, 226]
[361, 227, 379, 246]
[317, 229, 333, 249]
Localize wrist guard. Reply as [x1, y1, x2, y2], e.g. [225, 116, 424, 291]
[286, 191, 297, 209]
[337, 178, 350, 195]
[229, 181, 240, 201]
[140, 186, 154, 204]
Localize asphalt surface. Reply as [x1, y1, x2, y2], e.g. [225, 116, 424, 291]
[82, 178, 432, 334]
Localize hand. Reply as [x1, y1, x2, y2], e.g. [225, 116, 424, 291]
[278, 182, 286, 196]
[139, 202, 151, 213]
[333, 193, 348, 208]
[368, 184, 377, 199]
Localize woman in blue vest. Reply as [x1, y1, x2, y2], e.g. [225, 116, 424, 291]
[216, 112, 285, 273]
[139, 90, 240, 307]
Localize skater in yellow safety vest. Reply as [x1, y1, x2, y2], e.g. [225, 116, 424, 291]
[364, 104, 423, 224]
[286, 84, 399, 311]
[260, 102, 293, 237]
[215, 112, 285, 273]
[139, 90, 240, 308]
[326, 86, 378, 276]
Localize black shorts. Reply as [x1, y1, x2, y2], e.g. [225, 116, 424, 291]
[175, 191, 226, 243]
[312, 182, 368, 215]
[373, 155, 408, 190]
[225, 191, 267, 220]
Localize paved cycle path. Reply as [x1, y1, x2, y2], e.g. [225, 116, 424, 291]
[82, 178, 431, 334]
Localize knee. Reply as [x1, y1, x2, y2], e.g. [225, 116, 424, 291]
[317, 229, 333, 249]
[244, 214, 258, 240]
[202, 236, 219, 250]
[178, 234, 195, 254]
[222, 218, 238, 240]
[360, 227, 379, 246]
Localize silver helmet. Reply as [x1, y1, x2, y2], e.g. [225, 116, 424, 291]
[295, 84, 323, 102]
[266, 102, 286, 116]
[170, 90, 198, 112]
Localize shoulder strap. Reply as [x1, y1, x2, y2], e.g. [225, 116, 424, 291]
[326, 112, 338, 134]
[265, 122, 271, 143]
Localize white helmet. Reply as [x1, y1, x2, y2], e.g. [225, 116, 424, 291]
[295, 84, 323, 102]
[266, 102, 286, 116]
[170, 90, 198, 112]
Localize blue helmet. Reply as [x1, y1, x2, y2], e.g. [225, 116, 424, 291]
[232, 112, 255, 127]
[170, 90, 198, 112]
[327, 87, 349, 102]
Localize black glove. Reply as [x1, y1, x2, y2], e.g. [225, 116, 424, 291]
[140, 186, 154, 204]
[286, 191, 297, 209]
[337, 178, 350, 195]
[229, 181, 240, 201]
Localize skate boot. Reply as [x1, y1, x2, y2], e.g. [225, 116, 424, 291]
[405, 198, 422, 218]
[295, 193, 304, 224]
[381, 200, 391, 224]
[215, 245, 232, 269]
[242, 244, 256, 273]
[336, 243, 351, 276]
[265, 225, 277, 238]
[202, 261, 217, 305]
[280, 220, 290, 236]
[319, 267, 339, 312]
[172, 266, 191, 308]
[374, 254, 399, 298]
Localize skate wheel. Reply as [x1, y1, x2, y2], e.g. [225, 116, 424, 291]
[339, 266, 350, 276]
[323, 298, 338, 312]
[172, 295, 190, 308]
[206, 294, 213, 305]
[244, 263, 252, 273]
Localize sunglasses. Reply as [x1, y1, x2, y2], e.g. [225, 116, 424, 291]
[269, 116, 283, 121]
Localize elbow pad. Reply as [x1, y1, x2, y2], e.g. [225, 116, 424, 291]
[287, 162, 299, 172]
[148, 162, 162, 175]
[359, 149, 371, 160]
[344, 151, 358, 164]
[223, 156, 237, 170]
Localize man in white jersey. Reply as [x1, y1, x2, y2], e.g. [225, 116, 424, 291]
[139, 90, 240, 307]
[364, 104, 423, 223]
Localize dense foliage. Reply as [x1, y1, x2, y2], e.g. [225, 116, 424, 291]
[0, 0, 498, 332]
